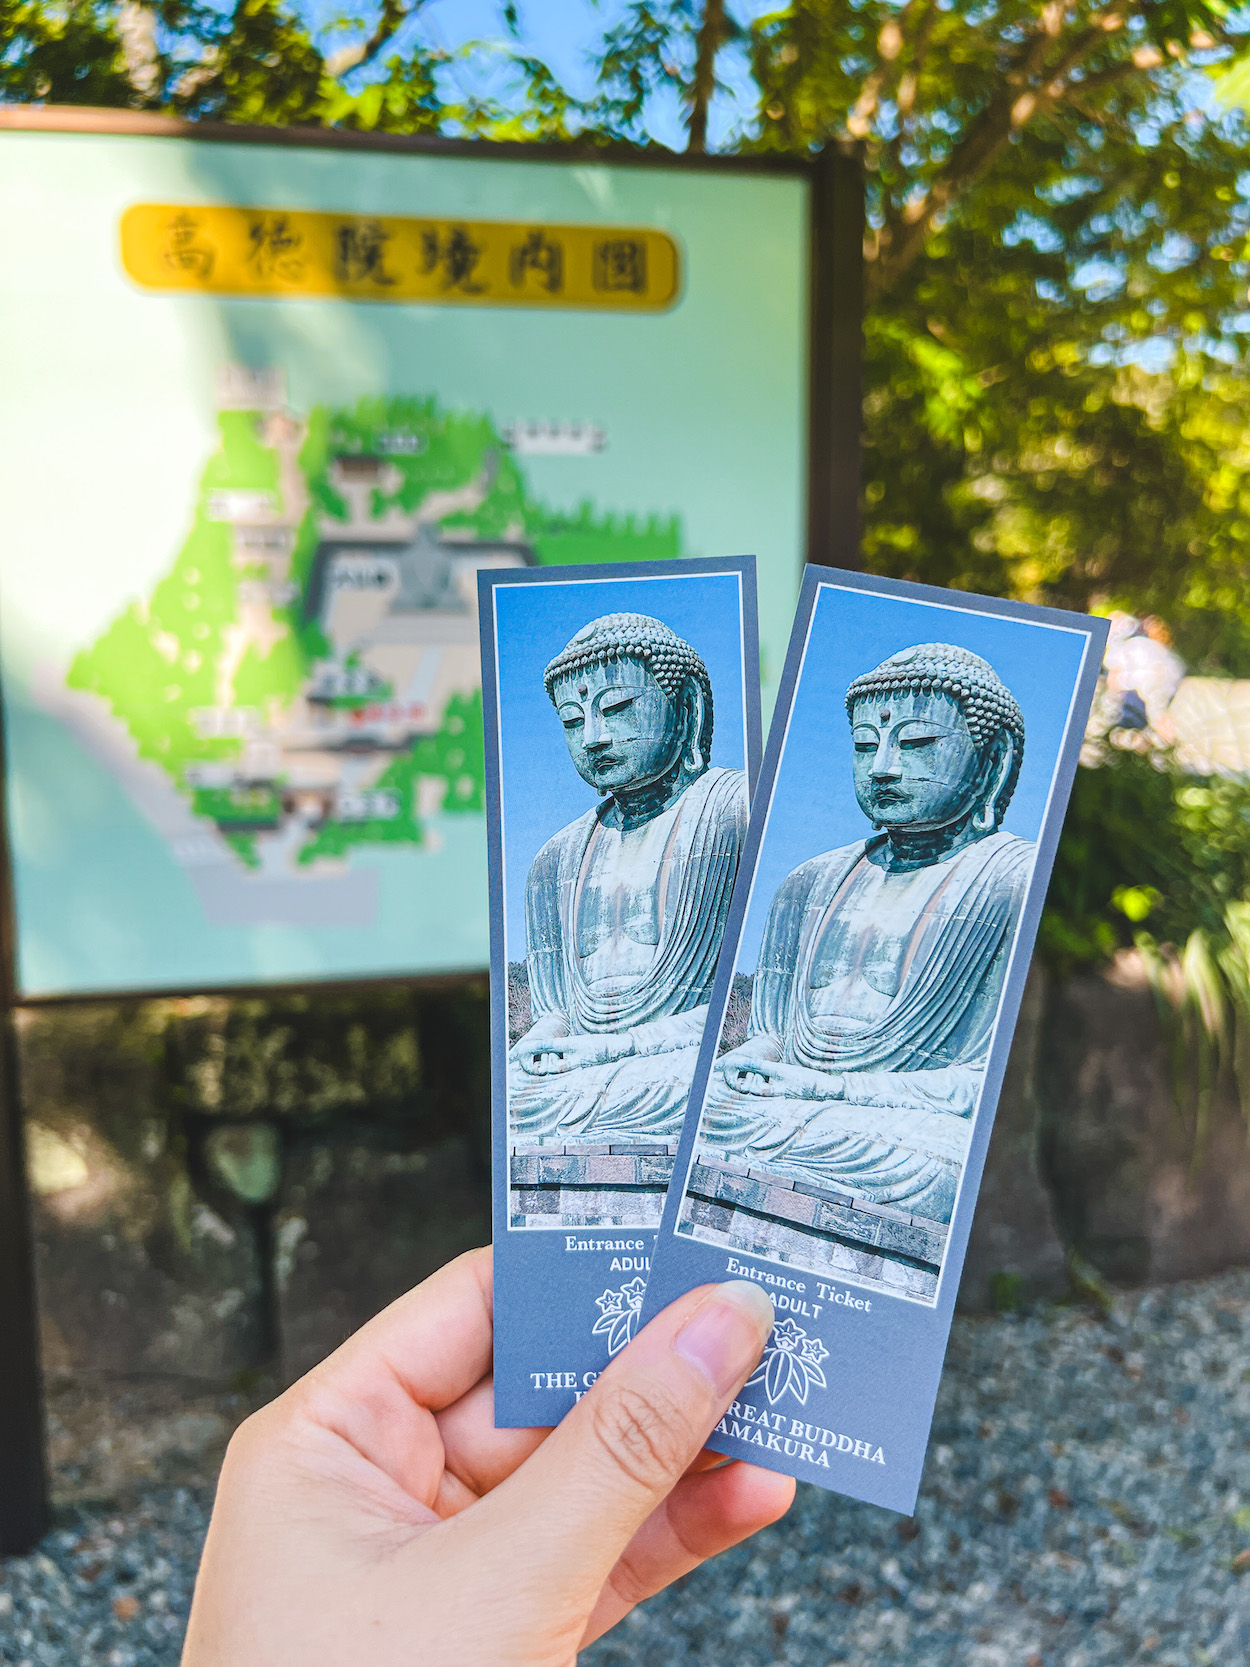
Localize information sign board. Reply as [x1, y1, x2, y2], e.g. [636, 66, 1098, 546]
[0, 113, 842, 1001]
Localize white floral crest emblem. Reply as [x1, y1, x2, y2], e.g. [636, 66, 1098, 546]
[592, 1278, 646, 1357]
[746, 1316, 830, 1406]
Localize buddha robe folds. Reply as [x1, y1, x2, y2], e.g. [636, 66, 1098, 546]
[700, 829, 1034, 1223]
[509, 766, 747, 1145]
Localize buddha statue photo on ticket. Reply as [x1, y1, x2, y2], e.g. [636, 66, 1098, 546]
[689, 642, 1033, 1278]
[508, 613, 748, 1219]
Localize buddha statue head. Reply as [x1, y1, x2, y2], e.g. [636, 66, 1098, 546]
[844, 643, 1024, 845]
[544, 614, 714, 813]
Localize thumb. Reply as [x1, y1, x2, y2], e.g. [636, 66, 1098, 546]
[476, 1281, 774, 1614]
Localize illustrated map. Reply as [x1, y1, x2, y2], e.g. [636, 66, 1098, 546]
[55, 368, 682, 927]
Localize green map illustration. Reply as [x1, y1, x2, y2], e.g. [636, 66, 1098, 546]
[69, 374, 683, 875]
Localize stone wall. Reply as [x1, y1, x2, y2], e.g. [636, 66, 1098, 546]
[1038, 956, 1250, 1285]
[959, 953, 1250, 1308]
[18, 982, 490, 1389]
[957, 965, 1068, 1310]
[16, 957, 1250, 1404]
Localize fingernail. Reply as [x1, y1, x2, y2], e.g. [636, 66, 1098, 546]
[673, 1281, 775, 1397]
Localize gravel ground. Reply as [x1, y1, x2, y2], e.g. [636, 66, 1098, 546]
[3, 1269, 1249, 1667]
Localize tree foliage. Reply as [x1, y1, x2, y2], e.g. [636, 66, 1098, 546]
[8, 2, 1248, 652]
[6, 0, 1250, 958]
[858, 100, 1250, 671]
[0, 0, 447, 130]
[1, 0, 134, 105]
[1040, 752, 1250, 970]
[750, 0, 1231, 294]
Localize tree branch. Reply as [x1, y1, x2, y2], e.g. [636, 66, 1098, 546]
[882, 0, 937, 192]
[847, 0, 926, 139]
[326, 0, 431, 79]
[118, 2, 162, 103]
[896, 0, 937, 122]
[867, 5, 1133, 301]
[687, 0, 726, 153]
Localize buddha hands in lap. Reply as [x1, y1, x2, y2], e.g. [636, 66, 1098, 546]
[701, 642, 1033, 1224]
[508, 613, 748, 1147]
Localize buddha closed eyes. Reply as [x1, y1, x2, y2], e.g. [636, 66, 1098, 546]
[693, 642, 1033, 1231]
[508, 613, 748, 1154]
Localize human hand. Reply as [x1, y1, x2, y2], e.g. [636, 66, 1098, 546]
[181, 1248, 792, 1667]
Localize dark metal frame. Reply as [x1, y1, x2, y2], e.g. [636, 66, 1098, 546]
[0, 681, 47, 1552]
[0, 104, 862, 1553]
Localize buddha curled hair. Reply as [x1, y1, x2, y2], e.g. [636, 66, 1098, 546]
[544, 612, 714, 758]
[845, 642, 1025, 823]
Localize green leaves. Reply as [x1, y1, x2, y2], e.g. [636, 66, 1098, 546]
[1, 0, 451, 131]
[318, 47, 443, 133]
[0, 0, 133, 105]
[747, 0, 1243, 299]
[859, 65, 1250, 660]
[177, 0, 326, 124]
[1041, 755, 1250, 974]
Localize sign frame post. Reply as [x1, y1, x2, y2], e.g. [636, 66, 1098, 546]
[807, 143, 864, 572]
[0, 106, 863, 1554]
[0, 686, 49, 1555]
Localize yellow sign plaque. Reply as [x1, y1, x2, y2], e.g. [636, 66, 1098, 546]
[119, 203, 680, 310]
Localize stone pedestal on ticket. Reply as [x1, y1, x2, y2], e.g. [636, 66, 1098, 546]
[680, 1157, 945, 1301]
[509, 1143, 677, 1229]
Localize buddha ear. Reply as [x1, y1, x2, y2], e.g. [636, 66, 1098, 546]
[682, 680, 706, 774]
[974, 732, 1015, 834]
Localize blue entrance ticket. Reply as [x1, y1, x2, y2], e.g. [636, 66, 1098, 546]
[644, 566, 1106, 1512]
[479, 556, 761, 1426]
